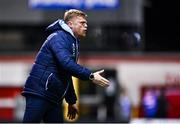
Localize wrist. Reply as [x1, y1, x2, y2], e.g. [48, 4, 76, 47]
[89, 73, 94, 80]
[68, 103, 76, 106]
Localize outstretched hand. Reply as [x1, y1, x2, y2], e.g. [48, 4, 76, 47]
[92, 70, 110, 87]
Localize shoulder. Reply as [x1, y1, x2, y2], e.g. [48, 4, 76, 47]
[47, 31, 72, 49]
[47, 32, 58, 41]
[46, 31, 68, 44]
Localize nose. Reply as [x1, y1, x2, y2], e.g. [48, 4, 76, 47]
[84, 23, 88, 28]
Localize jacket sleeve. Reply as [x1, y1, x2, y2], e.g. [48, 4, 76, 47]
[64, 79, 77, 104]
[49, 33, 92, 80]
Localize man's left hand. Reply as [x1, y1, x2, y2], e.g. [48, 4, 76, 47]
[67, 104, 78, 120]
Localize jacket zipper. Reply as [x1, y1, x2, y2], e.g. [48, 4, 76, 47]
[45, 73, 53, 90]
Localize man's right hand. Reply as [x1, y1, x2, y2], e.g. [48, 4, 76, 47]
[91, 70, 109, 87]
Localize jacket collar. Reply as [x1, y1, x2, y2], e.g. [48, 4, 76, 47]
[58, 20, 76, 39]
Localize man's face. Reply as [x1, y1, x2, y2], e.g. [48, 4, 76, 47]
[68, 16, 88, 39]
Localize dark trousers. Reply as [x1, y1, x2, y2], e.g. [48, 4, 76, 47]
[22, 95, 63, 123]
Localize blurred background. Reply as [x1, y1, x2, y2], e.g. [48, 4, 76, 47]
[0, 0, 180, 123]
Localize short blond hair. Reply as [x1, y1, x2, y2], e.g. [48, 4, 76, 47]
[64, 9, 87, 23]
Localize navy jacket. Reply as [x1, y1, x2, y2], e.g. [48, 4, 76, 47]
[22, 20, 92, 104]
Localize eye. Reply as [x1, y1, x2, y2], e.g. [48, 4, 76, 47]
[80, 22, 87, 25]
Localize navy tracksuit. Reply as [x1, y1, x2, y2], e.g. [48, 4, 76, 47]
[22, 20, 92, 123]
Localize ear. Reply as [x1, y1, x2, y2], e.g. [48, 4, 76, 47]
[67, 21, 73, 29]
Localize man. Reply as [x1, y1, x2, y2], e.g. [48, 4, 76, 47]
[22, 9, 109, 123]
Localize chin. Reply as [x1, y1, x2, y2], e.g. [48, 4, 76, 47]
[80, 34, 86, 38]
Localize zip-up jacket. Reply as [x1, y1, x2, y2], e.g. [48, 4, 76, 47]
[22, 20, 92, 104]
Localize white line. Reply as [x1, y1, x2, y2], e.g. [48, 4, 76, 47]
[0, 98, 15, 108]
